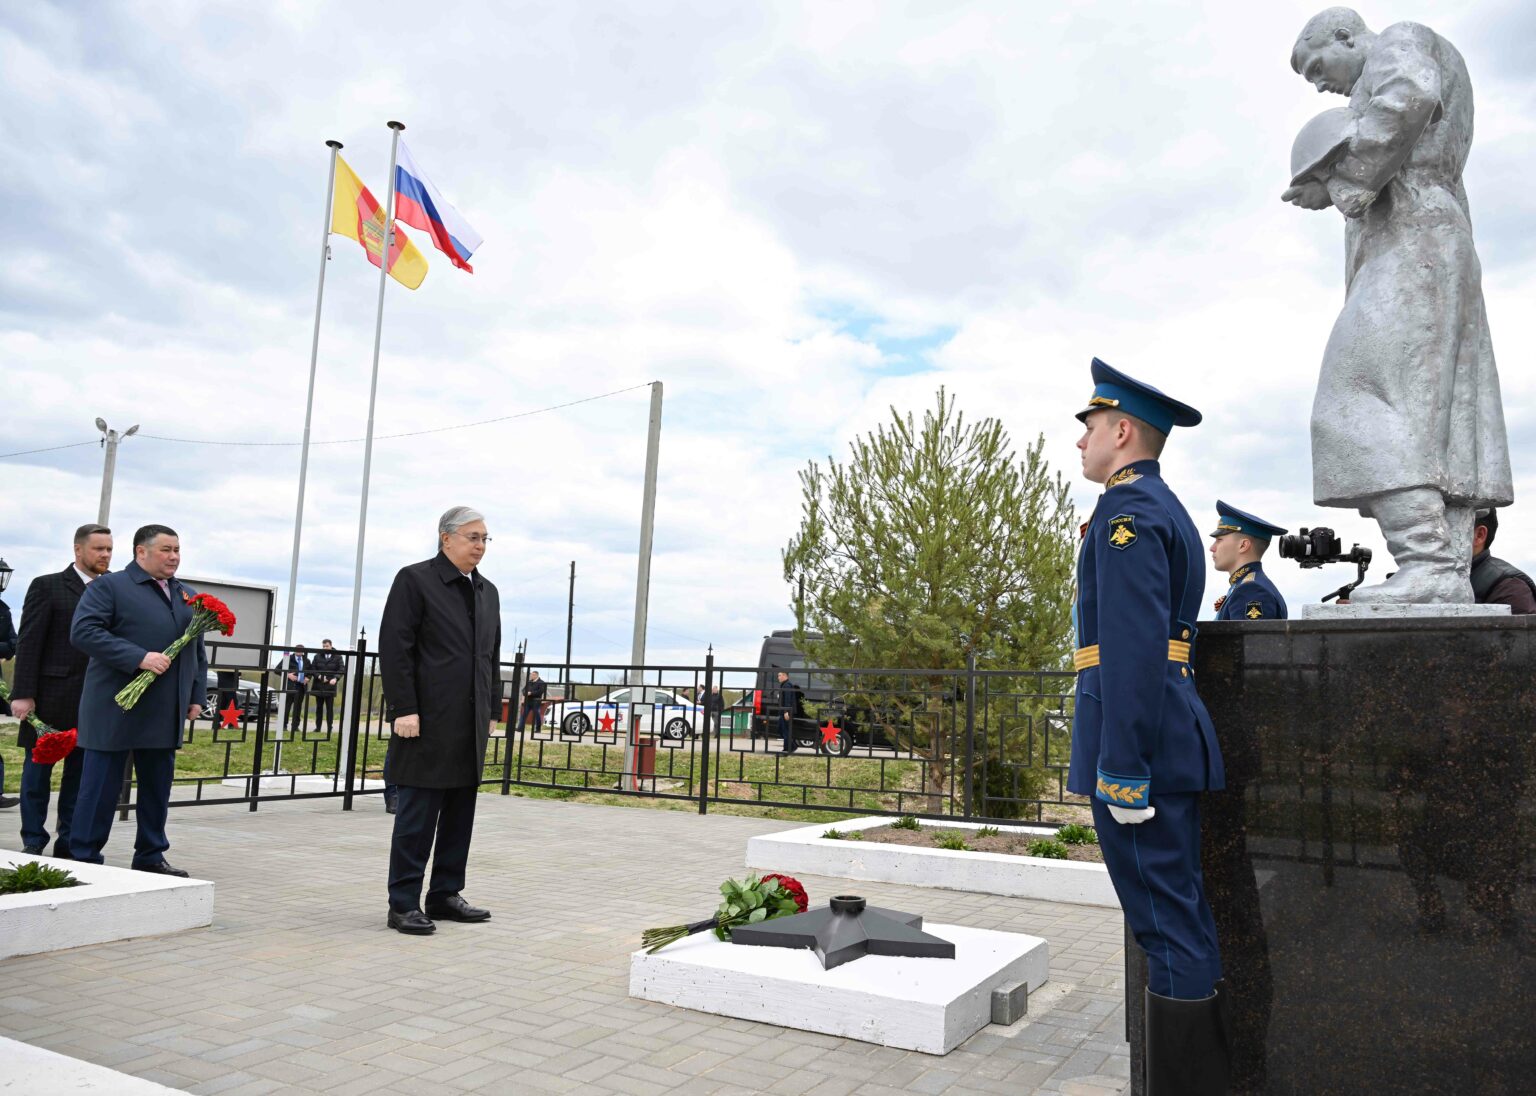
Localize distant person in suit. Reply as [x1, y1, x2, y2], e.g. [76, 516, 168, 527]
[379, 506, 501, 935]
[0, 569, 16, 811]
[69, 525, 208, 875]
[282, 644, 309, 733]
[9, 524, 113, 854]
[310, 639, 343, 733]
[520, 670, 546, 732]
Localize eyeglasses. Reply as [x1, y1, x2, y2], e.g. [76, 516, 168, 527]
[452, 533, 493, 546]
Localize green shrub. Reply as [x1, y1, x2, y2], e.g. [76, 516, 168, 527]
[1026, 839, 1069, 860]
[821, 828, 845, 840]
[0, 861, 81, 895]
[975, 825, 1001, 838]
[892, 815, 922, 831]
[936, 832, 970, 852]
[1056, 823, 1098, 846]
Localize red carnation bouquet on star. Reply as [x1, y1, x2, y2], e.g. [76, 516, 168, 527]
[114, 592, 237, 711]
[0, 680, 78, 764]
[641, 873, 809, 953]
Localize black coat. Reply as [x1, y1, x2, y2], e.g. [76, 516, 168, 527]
[379, 553, 501, 788]
[11, 566, 90, 748]
[309, 650, 343, 696]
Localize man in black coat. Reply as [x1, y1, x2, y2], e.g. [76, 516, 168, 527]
[281, 645, 309, 733]
[775, 670, 805, 753]
[0, 573, 15, 812]
[10, 525, 113, 854]
[379, 506, 502, 935]
[309, 639, 343, 733]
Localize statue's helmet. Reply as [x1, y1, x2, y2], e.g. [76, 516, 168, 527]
[1290, 107, 1353, 186]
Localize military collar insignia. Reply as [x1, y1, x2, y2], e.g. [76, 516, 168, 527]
[1245, 601, 1263, 619]
[1229, 565, 1257, 586]
[1108, 514, 1137, 549]
[1105, 465, 1143, 489]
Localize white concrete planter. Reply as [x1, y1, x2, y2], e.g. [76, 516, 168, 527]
[0, 852, 214, 961]
[746, 816, 1119, 909]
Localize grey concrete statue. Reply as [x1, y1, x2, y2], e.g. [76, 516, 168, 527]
[1282, 7, 1512, 604]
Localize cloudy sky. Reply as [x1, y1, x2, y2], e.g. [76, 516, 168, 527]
[2, 0, 1533, 668]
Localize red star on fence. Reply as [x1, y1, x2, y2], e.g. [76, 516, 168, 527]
[219, 700, 243, 729]
[598, 711, 617, 733]
[819, 720, 841, 747]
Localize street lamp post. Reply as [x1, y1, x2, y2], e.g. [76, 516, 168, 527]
[94, 418, 140, 527]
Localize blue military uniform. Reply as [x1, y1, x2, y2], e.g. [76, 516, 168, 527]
[1067, 358, 1225, 1004]
[1210, 501, 1289, 621]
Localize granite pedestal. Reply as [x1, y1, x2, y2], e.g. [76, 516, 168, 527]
[1126, 616, 1536, 1095]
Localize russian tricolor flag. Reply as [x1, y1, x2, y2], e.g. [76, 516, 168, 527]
[393, 140, 483, 273]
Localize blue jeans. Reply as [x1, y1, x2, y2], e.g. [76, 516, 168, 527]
[20, 748, 84, 855]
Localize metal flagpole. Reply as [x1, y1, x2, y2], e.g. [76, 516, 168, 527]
[275, 139, 342, 759]
[622, 381, 663, 790]
[340, 120, 404, 785]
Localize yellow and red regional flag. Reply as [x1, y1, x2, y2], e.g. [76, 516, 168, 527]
[330, 153, 428, 289]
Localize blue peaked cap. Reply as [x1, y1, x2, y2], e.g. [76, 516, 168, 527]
[1210, 500, 1287, 541]
[1074, 357, 1202, 434]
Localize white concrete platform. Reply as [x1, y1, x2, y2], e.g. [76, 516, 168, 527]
[1303, 602, 1510, 618]
[0, 851, 213, 961]
[747, 816, 1119, 908]
[0, 1035, 184, 1093]
[629, 921, 1048, 1054]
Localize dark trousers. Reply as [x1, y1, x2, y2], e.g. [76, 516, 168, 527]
[313, 694, 335, 732]
[284, 688, 308, 731]
[20, 748, 85, 856]
[1093, 792, 1221, 1000]
[779, 713, 797, 752]
[520, 702, 542, 729]
[387, 783, 479, 913]
[70, 747, 177, 868]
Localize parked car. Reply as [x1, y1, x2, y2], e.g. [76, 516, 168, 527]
[203, 670, 271, 720]
[559, 686, 700, 742]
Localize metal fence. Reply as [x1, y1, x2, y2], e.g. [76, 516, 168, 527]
[9, 639, 1088, 826]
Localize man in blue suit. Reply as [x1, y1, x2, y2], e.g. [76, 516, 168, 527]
[69, 525, 207, 875]
[1209, 501, 1289, 620]
[1067, 358, 1228, 1094]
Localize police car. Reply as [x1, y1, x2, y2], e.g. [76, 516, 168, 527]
[559, 686, 701, 742]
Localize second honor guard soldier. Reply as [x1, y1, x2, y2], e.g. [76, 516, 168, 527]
[1067, 358, 1228, 1094]
[1209, 501, 1289, 620]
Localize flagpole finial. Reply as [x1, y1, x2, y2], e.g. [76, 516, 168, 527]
[325, 139, 343, 149]
[387, 120, 405, 131]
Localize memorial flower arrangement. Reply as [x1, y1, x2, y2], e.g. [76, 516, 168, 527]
[0, 680, 78, 764]
[114, 592, 237, 711]
[641, 872, 809, 953]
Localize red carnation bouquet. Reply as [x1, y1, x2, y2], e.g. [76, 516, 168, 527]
[0, 680, 78, 764]
[641, 873, 809, 953]
[114, 592, 237, 711]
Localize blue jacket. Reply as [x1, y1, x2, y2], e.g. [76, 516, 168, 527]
[1215, 562, 1288, 620]
[71, 560, 208, 751]
[1067, 461, 1224, 807]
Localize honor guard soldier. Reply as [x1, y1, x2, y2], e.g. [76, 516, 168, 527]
[1067, 358, 1228, 1094]
[1209, 501, 1289, 620]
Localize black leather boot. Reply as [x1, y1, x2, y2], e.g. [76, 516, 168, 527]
[1145, 985, 1230, 1095]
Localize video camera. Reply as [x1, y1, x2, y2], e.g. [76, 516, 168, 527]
[1277, 526, 1373, 602]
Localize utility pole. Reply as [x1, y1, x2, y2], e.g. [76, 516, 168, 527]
[623, 381, 664, 790]
[94, 418, 140, 527]
[564, 560, 576, 685]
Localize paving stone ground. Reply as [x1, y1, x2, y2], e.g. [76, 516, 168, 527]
[0, 794, 1131, 1095]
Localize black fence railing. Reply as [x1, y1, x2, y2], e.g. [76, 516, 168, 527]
[6, 640, 1089, 826]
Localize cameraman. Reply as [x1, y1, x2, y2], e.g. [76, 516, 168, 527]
[1470, 509, 1535, 614]
[1208, 502, 1288, 620]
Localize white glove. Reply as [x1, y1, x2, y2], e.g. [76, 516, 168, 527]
[1107, 804, 1157, 824]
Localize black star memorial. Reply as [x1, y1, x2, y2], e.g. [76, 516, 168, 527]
[730, 895, 955, 970]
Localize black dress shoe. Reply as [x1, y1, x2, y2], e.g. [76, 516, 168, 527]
[22, 845, 45, 855]
[384, 796, 397, 815]
[388, 909, 436, 935]
[424, 894, 491, 922]
[0, 795, 19, 809]
[133, 860, 190, 877]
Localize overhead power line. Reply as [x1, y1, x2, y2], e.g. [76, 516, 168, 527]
[0, 382, 653, 459]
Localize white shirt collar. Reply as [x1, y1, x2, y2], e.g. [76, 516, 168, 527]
[73, 564, 97, 584]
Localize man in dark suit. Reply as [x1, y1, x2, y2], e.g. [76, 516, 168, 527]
[379, 506, 501, 935]
[0, 572, 16, 811]
[10, 524, 114, 855]
[69, 524, 208, 875]
[281, 645, 309, 733]
[309, 639, 343, 733]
